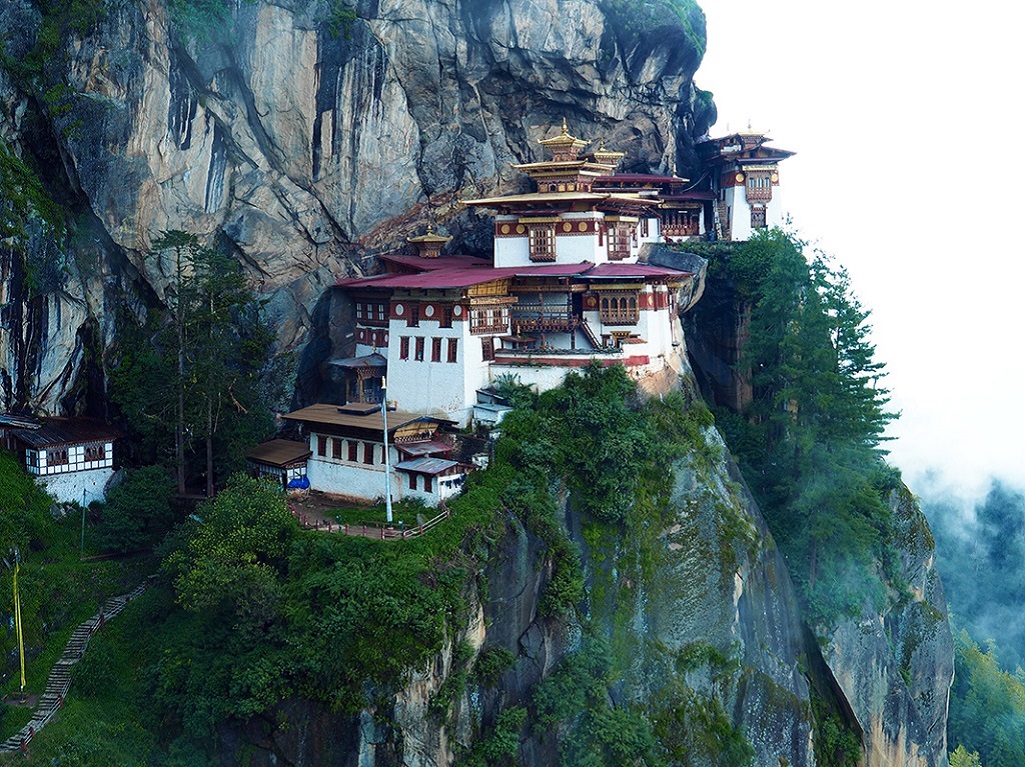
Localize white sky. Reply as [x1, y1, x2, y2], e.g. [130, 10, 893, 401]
[697, 0, 1025, 493]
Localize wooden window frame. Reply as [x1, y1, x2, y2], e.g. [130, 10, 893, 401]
[438, 305, 453, 328]
[363, 442, 375, 465]
[400, 336, 410, 360]
[415, 337, 425, 361]
[447, 338, 458, 363]
[599, 292, 639, 325]
[481, 336, 494, 362]
[528, 224, 556, 262]
[317, 435, 327, 457]
[332, 438, 342, 460]
[607, 225, 631, 261]
[348, 440, 358, 462]
[751, 206, 767, 229]
[432, 337, 442, 362]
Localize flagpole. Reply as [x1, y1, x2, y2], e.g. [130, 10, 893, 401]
[382, 377, 394, 524]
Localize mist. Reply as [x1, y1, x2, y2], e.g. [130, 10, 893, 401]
[917, 471, 1025, 669]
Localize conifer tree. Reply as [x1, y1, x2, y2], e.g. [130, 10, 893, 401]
[111, 231, 281, 495]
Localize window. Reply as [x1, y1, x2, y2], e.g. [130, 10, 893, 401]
[432, 337, 442, 362]
[363, 442, 375, 464]
[528, 225, 556, 262]
[348, 440, 358, 462]
[400, 336, 410, 360]
[470, 305, 509, 335]
[423, 475, 433, 493]
[317, 435, 327, 457]
[332, 438, 342, 459]
[745, 171, 772, 202]
[415, 337, 425, 361]
[447, 338, 458, 363]
[438, 305, 453, 328]
[49, 448, 69, 466]
[407, 303, 420, 327]
[599, 292, 639, 325]
[84, 444, 104, 461]
[481, 336, 494, 362]
[751, 206, 767, 229]
[607, 225, 631, 260]
[409, 473, 417, 490]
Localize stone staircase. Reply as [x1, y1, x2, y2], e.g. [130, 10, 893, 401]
[0, 580, 150, 754]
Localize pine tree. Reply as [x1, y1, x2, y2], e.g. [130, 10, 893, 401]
[111, 231, 281, 494]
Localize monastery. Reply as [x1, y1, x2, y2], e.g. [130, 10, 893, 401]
[254, 123, 793, 507]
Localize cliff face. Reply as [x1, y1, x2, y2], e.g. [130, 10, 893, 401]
[0, 1, 954, 764]
[0, 0, 713, 413]
[214, 360, 951, 767]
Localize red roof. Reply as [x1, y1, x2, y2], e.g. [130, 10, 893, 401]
[336, 262, 600, 290]
[585, 263, 692, 279]
[379, 254, 491, 273]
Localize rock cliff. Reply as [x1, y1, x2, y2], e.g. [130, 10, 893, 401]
[0, 1, 953, 764]
[0, 0, 712, 413]
[204, 359, 951, 767]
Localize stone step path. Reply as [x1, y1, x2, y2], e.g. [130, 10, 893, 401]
[0, 579, 151, 755]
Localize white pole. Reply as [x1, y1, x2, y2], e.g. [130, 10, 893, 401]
[381, 377, 394, 524]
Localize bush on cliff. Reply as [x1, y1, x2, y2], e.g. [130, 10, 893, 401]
[695, 229, 898, 627]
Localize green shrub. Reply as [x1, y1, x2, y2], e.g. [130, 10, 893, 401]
[99, 465, 176, 552]
[472, 646, 515, 687]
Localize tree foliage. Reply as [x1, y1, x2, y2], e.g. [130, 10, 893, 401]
[949, 628, 1025, 767]
[98, 465, 176, 552]
[711, 229, 898, 626]
[0, 449, 53, 552]
[926, 480, 1025, 670]
[110, 231, 282, 494]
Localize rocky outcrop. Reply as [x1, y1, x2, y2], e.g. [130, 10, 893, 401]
[0, 0, 714, 414]
[818, 488, 954, 767]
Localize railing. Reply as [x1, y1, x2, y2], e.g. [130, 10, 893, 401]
[511, 306, 576, 334]
[382, 502, 451, 540]
[290, 501, 452, 542]
[495, 346, 622, 359]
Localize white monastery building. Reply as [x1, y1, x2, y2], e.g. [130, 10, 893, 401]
[263, 123, 793, 505]
[0, 416, 119, 505]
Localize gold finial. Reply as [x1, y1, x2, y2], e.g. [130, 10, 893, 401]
[561, 117, 569, 136]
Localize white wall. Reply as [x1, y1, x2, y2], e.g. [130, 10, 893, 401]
[387, 318, 479, 425]
[40, 468, 114, 505]
[32, 442, 113, 476]
[724, 186, 752, 242]
[303, 432, 464, 507]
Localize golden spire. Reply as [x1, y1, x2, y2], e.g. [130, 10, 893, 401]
[407, 225, 451, 258]
[539, 118, 588, 161]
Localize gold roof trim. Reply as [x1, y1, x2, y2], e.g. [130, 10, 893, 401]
[406, 224, 452, 244]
